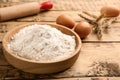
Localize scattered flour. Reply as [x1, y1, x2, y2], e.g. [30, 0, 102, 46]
[8, 24, 76, 62]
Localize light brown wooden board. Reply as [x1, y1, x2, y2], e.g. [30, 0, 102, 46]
[0, 11, 96, 22]
[0, 11, 119, 22]
[3, 77, 120, 80]
[45, 77, 120, 80]
[0, 22, 120, 42]
[0, 0, 120, 79]
[0, 0, 120, 11]
[2, 77, 120, 80]
[1, 43, 120, 78]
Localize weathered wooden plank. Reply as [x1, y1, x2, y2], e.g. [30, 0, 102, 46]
[45, 77, 120, 80]
[51, 43, 120, 77]
[0, 11, 119, 22]
[0, 10, 119, 23]
[0, 22, 120, 42]
[1, 43, 120, 78]
[3, 77, 120, 80]
[0, 0, 120, 11]
[0, 11, 92, 22]
[15, 11, 83, 22]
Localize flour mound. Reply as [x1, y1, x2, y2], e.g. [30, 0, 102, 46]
[8, 24, 76, 62]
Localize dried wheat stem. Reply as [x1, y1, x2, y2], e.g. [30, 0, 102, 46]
[82, 11, 97, 19]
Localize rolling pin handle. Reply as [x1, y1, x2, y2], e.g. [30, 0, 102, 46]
[40, 1, 53, 11]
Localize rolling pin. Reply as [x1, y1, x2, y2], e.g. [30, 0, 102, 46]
[0, 1, 53, 21]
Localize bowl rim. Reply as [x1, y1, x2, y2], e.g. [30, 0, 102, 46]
[2, 23, 82, 64]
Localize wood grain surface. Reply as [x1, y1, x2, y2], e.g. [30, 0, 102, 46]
[0, 0, 120, 79]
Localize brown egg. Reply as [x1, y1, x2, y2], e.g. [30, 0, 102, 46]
[56, 14, 75, 29]
[74, 21, 92, 39]
[101, 5, 120, 17]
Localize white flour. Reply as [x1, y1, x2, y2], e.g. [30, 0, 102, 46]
[8, 24, 76, 62]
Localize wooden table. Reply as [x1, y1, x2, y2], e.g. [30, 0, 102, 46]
[0, 0, 120, 79]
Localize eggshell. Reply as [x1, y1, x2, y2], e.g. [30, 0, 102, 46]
[56, 14, 75, 29]
[74, 21, 92, 39]
[101, 5, 120, 17]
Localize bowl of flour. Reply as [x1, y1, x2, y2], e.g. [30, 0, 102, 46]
[2, 23, 81, 74]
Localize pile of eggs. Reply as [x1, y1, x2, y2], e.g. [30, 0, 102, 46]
[56, 14, 92, 39]
[56, 5, 120, 39]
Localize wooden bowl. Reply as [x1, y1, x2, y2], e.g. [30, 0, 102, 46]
[2, 23, 82, 74]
